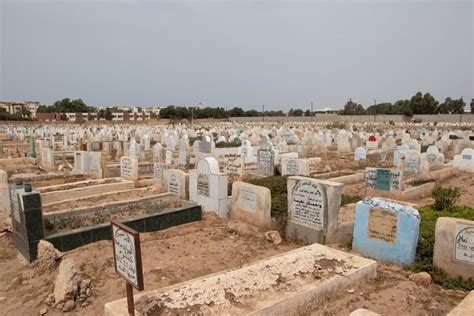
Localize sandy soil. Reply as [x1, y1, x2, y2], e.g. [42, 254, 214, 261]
[43, 185, 168, 213]
[303, 262, 467, 316]
[0, 214, 298, 316]
[44, 199, 185, 234]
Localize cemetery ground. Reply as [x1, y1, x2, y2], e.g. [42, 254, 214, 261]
[0, 213, 298, 315]
[1, 209, 471, 316]
[2, 122, 474, 315]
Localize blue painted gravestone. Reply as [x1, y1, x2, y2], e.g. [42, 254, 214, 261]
[352, 198, 420, 265]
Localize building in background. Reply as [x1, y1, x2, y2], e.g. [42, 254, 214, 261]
[0, 101, 40, 117]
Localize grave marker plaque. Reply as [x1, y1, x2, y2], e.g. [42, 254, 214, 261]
[257, 149, 274, 174]
[121, 157, 132, 179]
[112, 221, 144, 290]
[111, 221, 144, 316]
[454, 224, 474, 264]
[238, 187, 257, 213]
[286, 159, 299, 175]
[197, 174, 210, 197]
[375, 169, 391, 191]
[367, 207, 398, 244]
[168, 173, 179, 195]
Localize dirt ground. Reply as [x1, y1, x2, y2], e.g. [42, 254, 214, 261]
[43, 185, 168, 213]
[304, 262, 467, 316]
[0, 214, 298, 316]
[1, 214, 470, 316]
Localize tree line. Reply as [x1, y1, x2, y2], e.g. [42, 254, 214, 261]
[340, 92, 468, 116]
[33, 92, 472, 122]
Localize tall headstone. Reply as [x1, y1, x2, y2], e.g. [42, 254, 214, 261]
[189, 157, 230, 218]
[257, 149, 275, 175]
[120, 156, 139, 181]
[286, 176, 343, 244]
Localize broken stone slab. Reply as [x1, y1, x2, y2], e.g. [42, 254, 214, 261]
[53, 259, 76, 304]
[104, 243, 377, 316]
[37, 240, 61, 271]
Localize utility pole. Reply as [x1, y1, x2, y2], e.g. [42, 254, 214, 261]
[262, 104, 265, 122]
[311, 101, 314, 122]
[373, 99, 377, 123]
[191, 107, 194, 124]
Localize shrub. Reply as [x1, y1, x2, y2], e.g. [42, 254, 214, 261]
[432, 187, 461, 211]
[246, 176, 288, 219]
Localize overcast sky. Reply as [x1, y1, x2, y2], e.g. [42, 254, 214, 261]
[1, 1, 473, 110]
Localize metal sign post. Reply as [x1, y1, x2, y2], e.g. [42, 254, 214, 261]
[112, 221, 144, 316]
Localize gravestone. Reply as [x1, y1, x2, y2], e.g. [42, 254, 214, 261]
[433, 217, 474, 280]
[153, 163, 166, 182]
[453, 148, 474, 173]
[189, 157, 230, 218]
[392, 145, 409, 167]
[165, 150, 173, 167]
[153, 143, 164, 163]
[257, 149, 275, 175]
[230, 181, 272, 229]
[354, 147, 367, 161]
[239, 140, 255, 163]
[352, 198, 420, 265]
[11, 185, 45, 262]
[286, 176, 343, 244]
[365, 168, 403, 192]
[366, 135, 378, 150]
[129, 138, 140, 159]
[199, 135, 213, 153]
[223, 154, 244, 176]
[73, 151, 106, 178]
[0, 170, 10, 217]
[404, 150, 421, 173]
[120, 156, 138, 181]
[421, 145, 444, 168]
[281, 158, 310, 176]
[166, 169, 188, 200]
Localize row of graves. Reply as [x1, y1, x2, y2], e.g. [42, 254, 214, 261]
[1, 121, 473, 314]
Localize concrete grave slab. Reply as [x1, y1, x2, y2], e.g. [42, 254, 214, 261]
[104, 243, 377, 316]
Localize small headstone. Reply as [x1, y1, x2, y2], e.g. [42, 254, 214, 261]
[230, 181, 272, 229]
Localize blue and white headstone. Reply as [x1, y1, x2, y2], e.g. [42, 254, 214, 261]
[352, 198, 420, 265]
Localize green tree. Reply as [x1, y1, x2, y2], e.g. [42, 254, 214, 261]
[341, 99, 366, 115]
[288, 108, 303, 116]
[394, 99, 413, 116]
[105, 107, 114, 120]
[409, 92, 439, 114]
[439, 97, 465, 114]
[227, 107, 247, 117]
